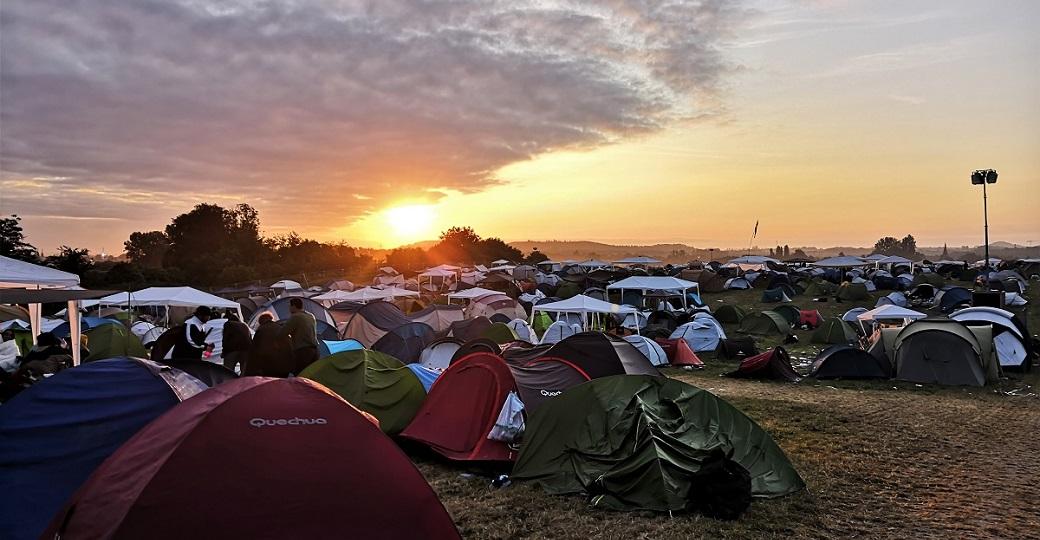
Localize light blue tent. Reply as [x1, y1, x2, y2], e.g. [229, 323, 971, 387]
[318, 338, 365, 358]
[405, 363, 441, 392]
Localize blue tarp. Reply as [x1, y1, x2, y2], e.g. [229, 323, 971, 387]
[50, 316, 122, 338]
[0, 358, 183, 540]
[319, 338, 365, 358]
[405, 363, 441, 392]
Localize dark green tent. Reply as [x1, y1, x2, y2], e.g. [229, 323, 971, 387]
[802, 280, 836, 297]
[85, 324, 147, 362]
[773, 304, 802, 326]
[513, 375, 804, 512]
[810, 319, 857, 345]
[738, 311, 791, 336]
[836, 282, 870, 301]
[714, 304, 747, 324]
[299, 349, 425, 435]
[555, 281, 583, 300]
[480, 322, 518, 344]
[761, 288, 791, 303]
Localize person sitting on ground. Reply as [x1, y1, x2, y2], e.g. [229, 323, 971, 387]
[245, 313, 293, 377]
[220, 312, 252, 373]
[171, 306, 213, 360]
[279, 297, 318, 374]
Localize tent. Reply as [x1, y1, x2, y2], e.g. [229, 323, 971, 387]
[467, 294, 527, 321]
[539, 320, 579, 344]
[0, 358, 205, 540]
[724, 277, 752, 290]
[717, 337, 759, 360]
[446, 316, 493, 342]
[934, 286, 973, 313]
[738, 311, 791, 336]
[798, 310, 823, 329]
[623, 335, 669, 366]
[44, 377, 460, 540]
[400, 352, 520, 462]
[513, 375, 805, 512]
[247, 296, 334, 330]
[842, 307, 869, 323]
[503, 332, 660, 379]
[606, 276, 699, 309]
[810, 319, 858, 345]
[725, 347, 801, 382]
[371, 322, 436, 363]
[418, 338, 464, 371]
[856, 305, 927, 329]
[481, 322, 519, 344]
[450, 338, 502, 363]
[875, 291, 908, 308]
[950, 307, 1031, 370]
[894, 320, 991, 386]
[714, 304, 747, 324]
[506, 318, 536, 342]
[408, 304, 465, 333]
[772, 304, 802, 326]
[810, 344, 892, 379]
[802, 280, 837, 297]
[318, 338, 365, 358]
[158, 359, 238, 386]
[299, 349, 426, 434]
[670, 319, 727, 353]
[836, 282, 870, 301]
[50, 316, 122, 338]
[339, 301, 412, 346]
[761, 288, 792, 303]
[85, 323, 148, 361]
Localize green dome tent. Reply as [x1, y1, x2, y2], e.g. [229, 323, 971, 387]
[802, 280, 836, 297]
[738, 311, 791, 336]
[555, 281, 583, 300]
[836, 282, 870, 301]
[772, 304, 802, 326]
[85, 324, 147, 362]
[480, 322, 518, 344]
[513, 375, 804, 513]
[299, 349, 426, 434]
[531, 312, 553, 338]
[713, 304, 747, 324]
[810, 319, 858, 345]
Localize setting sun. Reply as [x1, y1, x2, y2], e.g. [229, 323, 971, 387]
[383, 204, 436, 243]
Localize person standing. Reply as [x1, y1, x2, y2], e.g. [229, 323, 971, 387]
[220, 312, 252, 373]
[171, 306, 212, 360]
[279, 298, 318, 374]
[245, 313, 293, 377]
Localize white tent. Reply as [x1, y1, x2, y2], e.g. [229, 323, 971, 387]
[531, 294, 637, 332]
[446, 287, 502, 303]
[857, 305, 926, 323]
[539, 320, 578, 344]
[270, 279, 303, 290]
[97, 287, 243, 324]
[812, 256, 868, 267]
[311, 289, 357, 303]
[0, 255, 83, 362]
[727, 255, 779, 265]
[607, 276, 699, 309]
[670, 319, 727, 353]
[623, 335, 669, 366]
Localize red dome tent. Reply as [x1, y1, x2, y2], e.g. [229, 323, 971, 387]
[45, 377, 460, 540]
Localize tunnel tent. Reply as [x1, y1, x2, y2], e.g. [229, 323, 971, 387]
[299, 349, 426, 435]
[894, 319, 992, 386]
[738, 311, 791, 336]
[772, 304, 802, 326]
[513, 375, 805, 513]
[724, 347, 801, 382]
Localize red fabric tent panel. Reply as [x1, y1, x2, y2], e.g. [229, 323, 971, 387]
[45, 377, 459, 540]
[672, 338, 704, 367]
[400, 352, 518, 462]
[799, 310, 823, 328]
[740, 349, 774, 372]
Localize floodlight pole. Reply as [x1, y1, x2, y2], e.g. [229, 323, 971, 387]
[982, 179, 989, 270]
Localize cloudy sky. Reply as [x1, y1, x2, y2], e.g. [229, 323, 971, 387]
[2, 0, 1038, 254]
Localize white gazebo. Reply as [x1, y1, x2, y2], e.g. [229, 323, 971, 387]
[856, 304, 926, 333]
[606, 276, 699, 309]
[96, 286, 243, 323]
[531, 294, 638, 332]
[0, 255, 84, 362]
[446, 287, 502, 304]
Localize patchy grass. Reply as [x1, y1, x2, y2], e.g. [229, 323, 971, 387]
[413, 283, 1040, 539]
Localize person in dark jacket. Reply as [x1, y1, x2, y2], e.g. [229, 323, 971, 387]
[278, 298, 318, 374]
[171, 307, 212, 360]
[220, 312, 252, 373]
[245, 314, 293, 377]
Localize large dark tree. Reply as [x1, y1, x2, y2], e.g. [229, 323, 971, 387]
[479, 237, 523, 264]
[873, 236, 901, 255]
[429, 226, 482, 263]
[385, 247, 429, 273]
[163, 203, 267, 284]
[44, 246, 93, 276]
[0, 215, 40, 262]
[124, 231, 170, 268]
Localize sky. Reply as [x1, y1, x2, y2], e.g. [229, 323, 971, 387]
[1, 0, 1038, 255]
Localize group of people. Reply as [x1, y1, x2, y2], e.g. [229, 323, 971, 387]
[171, 298, 319, 377]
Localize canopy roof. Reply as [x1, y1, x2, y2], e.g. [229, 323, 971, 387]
[728, 255, 779, 265]
[0, 288, 114, 304]
[575, 259, 610, 268]
[613, 256, 662, 265]
[419, 268, 456, 278]
[812, 256, 868, 267]
[269, 279, 302, 289]
[322, 286, 418, 303]
[856, 304, 926, 321]
[446, 287, 501, 300]
[875, 255, 915, 265]
[531, 294, 637, 315]
[0, 255, 80, 289]
[607, 276, 698, 292]
[97, 287, 239, 309]
[861, 254, 889, 261]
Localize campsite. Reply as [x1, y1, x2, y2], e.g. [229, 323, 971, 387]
[2, 246, 1039, 539]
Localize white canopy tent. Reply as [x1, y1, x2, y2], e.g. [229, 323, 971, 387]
[0, 255, 84, 363]
[727, 255, 779, 265]
[856, 305, 925, 333]
[446, 287, 502, 304]
[606, 276, 699, 309]
[418, 267, 456, 292]
[270, 279, 303, 290]
[97, 287, 243, 324]
[530, 294, 638, 332]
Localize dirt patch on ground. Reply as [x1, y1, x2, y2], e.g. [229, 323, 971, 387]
[416, 373, 1040, 539]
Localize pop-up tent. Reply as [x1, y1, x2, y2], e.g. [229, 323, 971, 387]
[894, 319, 995, 386]
[531, 294, 637, 332]
[810, 344, 892, 379]
[606, 276, 699, 309]
[0, 357, 205, 540]
[0, 256, 83, 361]
[43, 377, 460, 540]
[513, 375, 804, 513]
[96, 287, 243, 323]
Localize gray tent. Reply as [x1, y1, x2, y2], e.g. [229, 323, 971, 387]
[894, 320, 996, 387]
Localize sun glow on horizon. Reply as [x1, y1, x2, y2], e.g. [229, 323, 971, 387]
[383, 204, 437, 244]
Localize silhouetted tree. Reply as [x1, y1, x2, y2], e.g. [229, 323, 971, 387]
[0, 215, 39, 262]
[44, 246, 93, 276]
[525, 250, 550, 264]
[479, 237, 522, 264]
[124, 231, 170, 268]
[386, 247, 429, 272]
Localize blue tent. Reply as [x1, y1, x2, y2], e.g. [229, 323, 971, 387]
[0, 357, 205, 540]
[372, 322, 436, 363]
[938, 287, 973, 314]
[318, 338, 365, 358]
[49, 316, 122, 338]
[406, 363, 441, 392]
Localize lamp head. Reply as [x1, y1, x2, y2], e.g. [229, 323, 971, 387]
[972, 169, 997, 185]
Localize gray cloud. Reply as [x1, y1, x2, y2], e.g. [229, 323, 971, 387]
[1, 0, 743, 243]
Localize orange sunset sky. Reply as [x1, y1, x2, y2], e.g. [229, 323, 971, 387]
[1, 0, 1038, 254]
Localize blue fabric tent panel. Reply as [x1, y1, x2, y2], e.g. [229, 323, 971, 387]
[319, 339, 365, 358]
[405, 363, 441, 392]
[0, 358, 180, 540]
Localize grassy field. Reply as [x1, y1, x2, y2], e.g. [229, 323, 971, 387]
[414, 281, 1040, 539]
